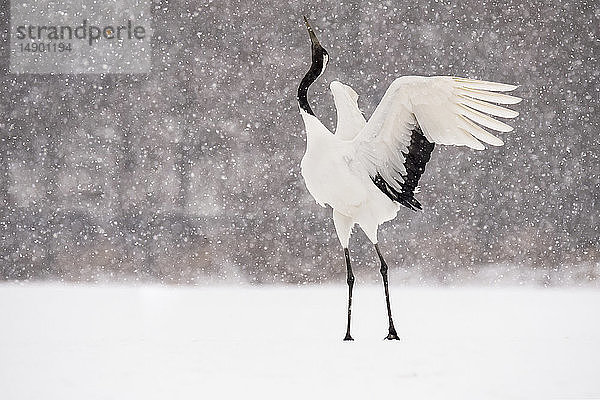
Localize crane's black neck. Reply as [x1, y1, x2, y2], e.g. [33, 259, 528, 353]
[298, 40, 328, 116]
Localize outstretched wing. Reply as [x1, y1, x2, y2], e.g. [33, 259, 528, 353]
[330, 81, 366, 140]
[353, 75, 522, 210]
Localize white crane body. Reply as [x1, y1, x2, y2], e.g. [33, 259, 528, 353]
[300, 110, 400, 246]
[297, 17, 521, 340]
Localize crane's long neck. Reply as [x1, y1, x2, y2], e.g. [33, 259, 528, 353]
[298, 19, 329, 116]
[298, 46, 328, 116]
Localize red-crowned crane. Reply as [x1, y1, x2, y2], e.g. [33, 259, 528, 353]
[297, 17, 522, 341]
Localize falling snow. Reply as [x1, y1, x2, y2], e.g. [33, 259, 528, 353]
[0, 1, 598, 284]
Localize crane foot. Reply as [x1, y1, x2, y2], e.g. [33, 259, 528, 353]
[384, 327, 400, 340]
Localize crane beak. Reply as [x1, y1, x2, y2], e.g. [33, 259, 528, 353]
[303, 16, 321, 47]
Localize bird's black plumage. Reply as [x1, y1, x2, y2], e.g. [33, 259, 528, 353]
[298, 17, 328, 116]
[372, 125, 435, 211]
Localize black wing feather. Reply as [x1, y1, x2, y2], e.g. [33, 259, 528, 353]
[371, 126, 435, 211]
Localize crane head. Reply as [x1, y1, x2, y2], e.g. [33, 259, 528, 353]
[298, 16, 329, 116]
[303, 16, 321, 46]
[303, 16, 328, 62]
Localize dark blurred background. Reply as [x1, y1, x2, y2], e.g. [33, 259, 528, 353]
[0, 0, 598, 285]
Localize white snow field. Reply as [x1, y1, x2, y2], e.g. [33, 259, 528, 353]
[1, 285, 599, 400]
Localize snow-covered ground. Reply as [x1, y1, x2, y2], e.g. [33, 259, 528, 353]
[1, 284, 599, 399]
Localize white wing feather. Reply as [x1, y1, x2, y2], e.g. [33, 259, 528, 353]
[330, 81, 366, 140]
[352, 76, 522, 180]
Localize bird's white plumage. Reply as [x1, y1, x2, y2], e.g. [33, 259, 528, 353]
[330, 81, 365, 140]
[300, 76, 522, 247]
[297, 20, 522, 340]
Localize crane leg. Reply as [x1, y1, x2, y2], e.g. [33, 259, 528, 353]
[343, 248, 355, 341]
[375, 244, 400, 340]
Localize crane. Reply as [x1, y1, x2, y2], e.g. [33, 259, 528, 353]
[297, 17, 522, 341]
